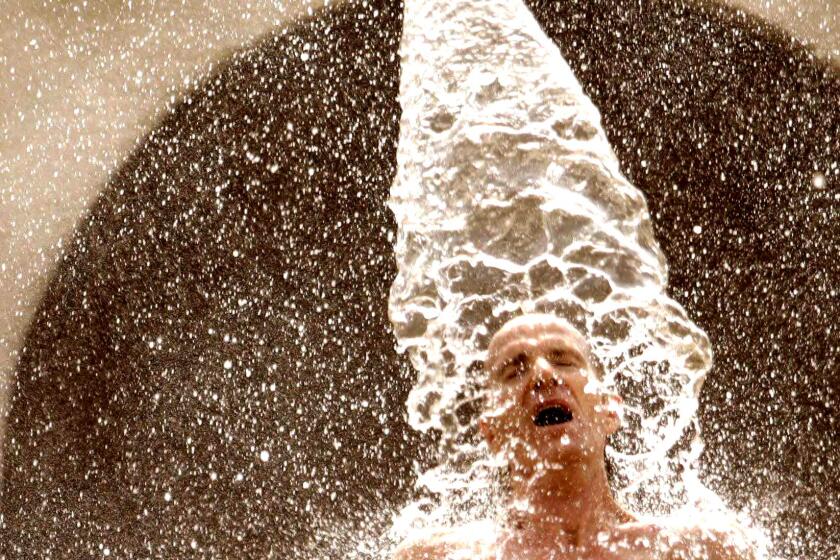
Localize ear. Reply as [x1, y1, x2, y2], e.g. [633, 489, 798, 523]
[479, 415, 501, 453]
[600, 393, 623, 435]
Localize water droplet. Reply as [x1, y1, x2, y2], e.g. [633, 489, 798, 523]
[812, 172, 825, 189]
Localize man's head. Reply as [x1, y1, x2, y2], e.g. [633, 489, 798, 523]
[479, 314, 621, 478]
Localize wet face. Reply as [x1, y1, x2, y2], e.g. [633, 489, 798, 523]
[479, 314, 620, 476]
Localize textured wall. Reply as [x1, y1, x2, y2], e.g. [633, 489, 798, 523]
[0, 0, 332, 457]
[727, 0, 839, 63]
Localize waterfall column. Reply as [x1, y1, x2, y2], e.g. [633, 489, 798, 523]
[389, 0, 713, 517]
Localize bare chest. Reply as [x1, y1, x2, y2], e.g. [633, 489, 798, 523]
[480, 532, 671, 560]
[434, 522, 674, 560]
[482, 547, 665, 560]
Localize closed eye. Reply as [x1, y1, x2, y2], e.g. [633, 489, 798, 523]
[497, 353, 527, 381]
[548, 350, 582, 368]
[502, 363, 525, 380]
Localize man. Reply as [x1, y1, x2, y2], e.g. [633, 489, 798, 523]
[394, 313, 754, 559]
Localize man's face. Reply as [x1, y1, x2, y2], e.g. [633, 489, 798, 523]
[479, 314, 620, 476]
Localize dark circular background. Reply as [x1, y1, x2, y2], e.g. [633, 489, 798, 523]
[2, 1, 837, 559]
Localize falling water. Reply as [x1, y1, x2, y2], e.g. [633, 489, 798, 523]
[387, 0, 767, 553]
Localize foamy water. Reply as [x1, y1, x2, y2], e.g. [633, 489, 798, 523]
[387, 0, 768, 554]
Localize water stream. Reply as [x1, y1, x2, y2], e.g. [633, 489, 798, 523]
[387, 0, 767, 554]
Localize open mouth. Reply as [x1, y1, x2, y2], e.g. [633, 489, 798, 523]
[533, 404, 573, 427]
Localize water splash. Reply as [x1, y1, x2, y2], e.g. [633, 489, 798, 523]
[387, 0, 764, 549]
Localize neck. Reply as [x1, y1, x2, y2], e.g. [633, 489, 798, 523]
[504, 457, 627, 548]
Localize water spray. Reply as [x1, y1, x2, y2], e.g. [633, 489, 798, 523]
[387, 0, 763, 551]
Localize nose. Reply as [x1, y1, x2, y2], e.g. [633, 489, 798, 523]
[530, 357, 560, 392]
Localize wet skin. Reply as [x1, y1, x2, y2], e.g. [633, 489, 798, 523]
[395, 314, 753, 560]
[481, 314, 620, 479]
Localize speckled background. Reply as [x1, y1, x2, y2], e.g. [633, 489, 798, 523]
[1, 1, 837, 559]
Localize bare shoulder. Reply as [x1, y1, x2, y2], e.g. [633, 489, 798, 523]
[671, 524, 758, 560]
[391, 521, 496, 560]
[391, 528, 458, 560]
[620, 519, 758, 560]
